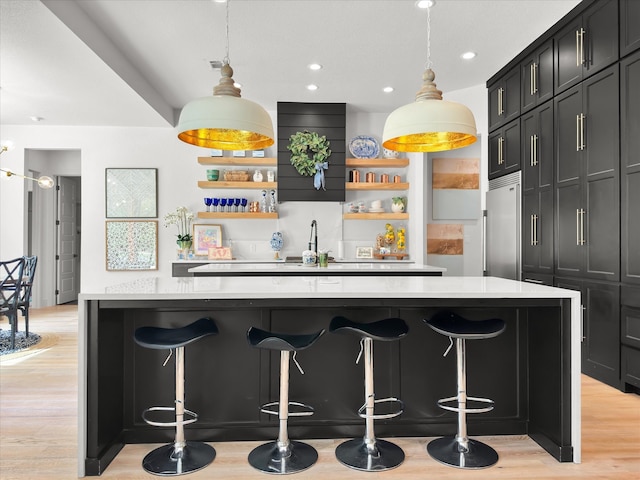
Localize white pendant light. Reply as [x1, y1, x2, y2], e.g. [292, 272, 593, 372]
[382, 2, 477, 153]
[176, 0, 274, 151]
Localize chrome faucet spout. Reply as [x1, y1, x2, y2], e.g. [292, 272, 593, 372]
[309, 220, 318, 260]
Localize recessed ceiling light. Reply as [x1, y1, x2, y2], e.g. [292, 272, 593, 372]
[461, 51, 477, 60]
[383, 86, 394, 93]
[308, 63, 322, 71]
[30, 116, 44, 122]
[306, 84, 319, 91]
[416, 0, 435, 9]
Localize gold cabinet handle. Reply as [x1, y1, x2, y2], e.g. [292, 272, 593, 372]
[576, 209, 581, 245]
[576, 28, 586, 66]
[532, 134, 538, 166]
[498, 87, 504, 116]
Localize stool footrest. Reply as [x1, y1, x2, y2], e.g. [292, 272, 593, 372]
[142, 405, 198, 427]
[437, 395, 494, 414]
[357, 397, 404, 420]
[260, 401, 314, 417]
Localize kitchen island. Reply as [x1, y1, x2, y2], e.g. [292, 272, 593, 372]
[78, 276, 581, 476]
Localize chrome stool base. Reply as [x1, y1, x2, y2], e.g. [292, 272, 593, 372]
[248, 440, 318, 475]
[142, 441, 216, 476]
[427, 436, 498, 469]
[335, 438, 405, 472]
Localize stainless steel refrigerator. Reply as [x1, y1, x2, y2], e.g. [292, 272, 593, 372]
[484, 171, 521, 280]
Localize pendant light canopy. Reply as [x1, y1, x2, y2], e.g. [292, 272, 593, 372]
[382, 2, 477, 153]
[176, 1, 274, 151]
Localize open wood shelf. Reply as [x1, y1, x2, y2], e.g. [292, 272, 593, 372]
[198, 157, 277, 166]
[343, 213, 409, 220]
[346, 158, 409, 168]
[198, 212, 278, 219]
[198, 181, 277, 189]
[346, 182, 409, 190]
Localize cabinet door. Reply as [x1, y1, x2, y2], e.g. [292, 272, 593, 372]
[488, 130, 503, 178]
[522, 189, 539, 271]
[620, 0, 640, 57]
[555, 86, 582, 186]
[583, 66, 620, 282]
[583, 0, 618, 78]
[488, 83, 503, 132]
[503, 67, 521, 125]
[622, 51, 640, 284]
[503, 119, 521, 175]
[582, 280, 620, 389]
[521, 41, 554, 113]
[556, 182, 583, 277]
[522, 110, 538, 193]
[555, 18, 585, 93]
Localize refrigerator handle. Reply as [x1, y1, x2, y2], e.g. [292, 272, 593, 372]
[482, 209, 488, 275]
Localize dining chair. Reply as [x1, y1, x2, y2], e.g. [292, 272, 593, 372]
[1, 257, 26, 350]
[17, 256, 38, 337]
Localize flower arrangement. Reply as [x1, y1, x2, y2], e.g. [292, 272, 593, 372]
[164, 206, 194, 243]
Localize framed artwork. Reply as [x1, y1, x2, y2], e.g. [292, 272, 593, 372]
[106, 220, 158, 270]
[193, 224, 223, 256]
[106, 168, 157, 218]
[355, 246, 374, 259]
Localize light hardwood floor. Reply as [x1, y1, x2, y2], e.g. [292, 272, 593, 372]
[1, 305, 639, 479]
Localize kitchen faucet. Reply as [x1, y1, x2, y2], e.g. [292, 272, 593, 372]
[309, 220, 318, 261]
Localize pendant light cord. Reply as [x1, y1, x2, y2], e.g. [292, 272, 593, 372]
[425, 5, 432, 70]
[224, 0, 230, 65]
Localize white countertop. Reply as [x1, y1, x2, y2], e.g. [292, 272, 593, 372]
[187, 262, 445, 275]
[79, 276, 580, 302]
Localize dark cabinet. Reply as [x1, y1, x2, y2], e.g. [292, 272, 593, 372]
[554, 0, 618, 94]
[621, 286, 640, 390]
[554, 65, 620, 282]
[620, 0, 640, 57]
[522, 101, 554, 275]
[556, 277, 620, 389]
[621, 50, 640, 285]
[489, 119, 520, 179]
[489, 67, 520, 131]
[521, 40, 554, 113]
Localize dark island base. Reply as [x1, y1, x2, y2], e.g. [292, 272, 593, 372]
[84, 297, 573, 475]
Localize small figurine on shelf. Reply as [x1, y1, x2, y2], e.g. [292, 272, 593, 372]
[260, 189, 268, 213]
[269, 189, 277, 213]
[270, 231, 283, 259]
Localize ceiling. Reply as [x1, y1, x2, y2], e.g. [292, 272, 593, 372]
[0, 0, 581, 128]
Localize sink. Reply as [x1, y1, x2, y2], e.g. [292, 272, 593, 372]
[284, 256, 336, 264]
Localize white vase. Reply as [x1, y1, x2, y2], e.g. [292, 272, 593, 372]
[391, 202, 405, 213]
[253, 170, 263, 182]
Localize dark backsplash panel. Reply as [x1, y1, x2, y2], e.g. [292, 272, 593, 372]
[277, 102, 346, 202]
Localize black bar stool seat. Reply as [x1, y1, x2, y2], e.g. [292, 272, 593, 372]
[424, 310, 506, 470]
[134, 317, 218, 476]
[329, 316, 408, 472]
[247, 327, 325, 475]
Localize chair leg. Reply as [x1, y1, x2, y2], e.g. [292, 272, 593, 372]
[427, 338, 499, 469]
[142, 346, 216, 476]
[335, 337, 404, 471]
[248, 350, 318, 474]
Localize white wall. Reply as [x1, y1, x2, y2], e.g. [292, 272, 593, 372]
[0, 83, 489, 301]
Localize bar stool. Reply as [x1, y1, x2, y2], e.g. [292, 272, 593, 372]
[424, 310, 506, 469]
[134, 317, 218, 476]
[329, 315, 408, 472]
[246, 326, 325, 475]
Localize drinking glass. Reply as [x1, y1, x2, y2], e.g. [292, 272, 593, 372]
[227, 198, 234, 212]
[234, 198, 241, 212]
[212, 197, 220, 212]
[204, 197, 213, 212]
[220, 198, 227, 212]
[241, 198, 248, 212]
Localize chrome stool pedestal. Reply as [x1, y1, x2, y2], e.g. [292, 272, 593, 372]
[247, 327, 325, 475]
[330, 316, 408, 472]
[424, 310, 506, 470]
[134, 318, 218, 476]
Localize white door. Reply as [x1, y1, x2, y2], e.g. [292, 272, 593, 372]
[56, 176, 78, 304]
